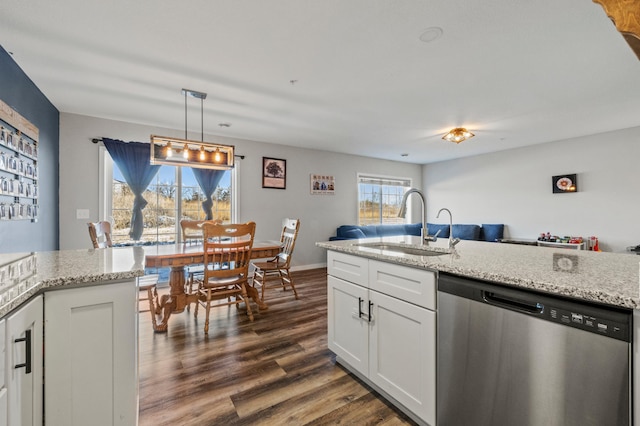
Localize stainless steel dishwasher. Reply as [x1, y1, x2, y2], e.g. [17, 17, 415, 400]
[437, 273, 632, 426]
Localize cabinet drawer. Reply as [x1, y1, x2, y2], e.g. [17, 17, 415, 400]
[327, 251, 369, 286]
[369, 260, 436, 310]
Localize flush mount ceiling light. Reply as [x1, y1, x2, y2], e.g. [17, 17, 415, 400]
[150, 89, 235, 170]
[442, 127, 475, 144]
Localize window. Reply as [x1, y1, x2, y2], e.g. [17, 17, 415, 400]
[357, 174, 411, 225]
[103, 148, 234, 246]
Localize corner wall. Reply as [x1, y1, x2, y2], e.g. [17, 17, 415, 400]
[59, 113, 423, 267]
[423, 126, 640, 253]
[0, 46, 59, 253]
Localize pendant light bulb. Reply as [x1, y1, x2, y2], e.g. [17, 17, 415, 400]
[199, 145, 205, 161]
[183, 143, 189, 159]
[214, 147, 221, 163]
[166, 142, 173, 157]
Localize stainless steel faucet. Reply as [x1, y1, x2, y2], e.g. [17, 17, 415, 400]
[436, 207, 461, 249]
[398, 188, 439, 245]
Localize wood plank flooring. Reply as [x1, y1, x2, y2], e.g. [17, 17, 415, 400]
[138, 268, 417, 425]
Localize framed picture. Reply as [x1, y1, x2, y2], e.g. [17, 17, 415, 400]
[262, 157, 286, 189]
[552, 173, 577, 193]
[311, 174, 335, 195]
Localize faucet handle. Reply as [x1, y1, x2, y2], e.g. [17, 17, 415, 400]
[425, 229, 441, 242]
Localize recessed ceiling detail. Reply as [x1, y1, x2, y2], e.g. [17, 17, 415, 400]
[419, 27, 443, 43]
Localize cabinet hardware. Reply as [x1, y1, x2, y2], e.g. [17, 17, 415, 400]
[368, 301, 373, 322]
[358, 297, 364, 318]
[14, 329, 32, 374]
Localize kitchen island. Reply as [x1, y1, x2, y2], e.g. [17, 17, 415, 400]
[0, 247, 144, 425]
[317, 236, 640, 426]
[317, 236, 640, 309]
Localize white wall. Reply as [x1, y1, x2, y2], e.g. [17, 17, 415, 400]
[423, 126, 640, 253]
[60, 113, 423, 267]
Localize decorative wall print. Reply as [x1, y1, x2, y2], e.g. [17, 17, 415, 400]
[0, 98, 39, 222]
[552, 173, 577, 193]
[262, 157, 286, 189]
[311, 174, 335, 195]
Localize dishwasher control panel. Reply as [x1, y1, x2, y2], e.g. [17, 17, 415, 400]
[547, 306, 629, 341]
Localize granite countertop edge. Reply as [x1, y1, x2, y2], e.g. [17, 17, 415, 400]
[317, 238, 640, 311]
[0, 248, 145, 318]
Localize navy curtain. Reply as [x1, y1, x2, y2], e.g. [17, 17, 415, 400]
[192, 168, 225, 220]
[103, 138, 161, 241]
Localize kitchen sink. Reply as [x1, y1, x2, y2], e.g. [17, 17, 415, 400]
[355, 242, 450, 257]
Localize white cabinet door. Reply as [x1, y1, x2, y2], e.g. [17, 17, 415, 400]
[369, 290, 436, 426]
[44, 280, 138, 426]
[327, 275, 370, 374]
[6, 296, 43, 426]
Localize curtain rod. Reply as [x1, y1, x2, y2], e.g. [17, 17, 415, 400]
[91, 138, 245, 159]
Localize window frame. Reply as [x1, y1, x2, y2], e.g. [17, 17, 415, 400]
[356, 173, 412, 226]
[100, 145, 238, 245]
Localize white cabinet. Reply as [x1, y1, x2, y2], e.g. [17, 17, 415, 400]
[44, 280, 138, 426]
[0, 319, 5, 426]
[327, 251, 436, 425]
[5, 296, 43, 426]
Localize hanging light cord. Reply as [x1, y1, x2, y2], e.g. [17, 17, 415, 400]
[184, 90, 188, 140]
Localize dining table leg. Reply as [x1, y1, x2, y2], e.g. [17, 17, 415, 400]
[150, 265, 190, 332]
[246, 285, 268, 311]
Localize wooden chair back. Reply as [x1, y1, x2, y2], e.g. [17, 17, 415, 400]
[275, 218, 300, 267]
[180, 219, 221, 244]
[87, 221, 113, 248]
[202, 222, 256, 284]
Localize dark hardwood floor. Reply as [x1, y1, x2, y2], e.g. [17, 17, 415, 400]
[138, 268, 417, 425]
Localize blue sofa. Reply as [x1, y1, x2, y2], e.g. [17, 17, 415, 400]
[329, 223, 504, 242]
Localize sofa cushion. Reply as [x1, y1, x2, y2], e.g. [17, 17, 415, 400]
[377, 224, 409, 237]
[405, 223, 422, 236]
[480, 224, 504, 242]
[337, 225, 372, 238]
[427, 223, 450, 238]
[342, 228, 367, 239]
[452, 224, 481, 240]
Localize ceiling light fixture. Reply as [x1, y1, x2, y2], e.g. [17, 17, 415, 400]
[442, 127, 475, 144]
[150, 89, 235, 170]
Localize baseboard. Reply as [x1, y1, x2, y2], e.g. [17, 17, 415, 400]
[290, 263, 326, 271]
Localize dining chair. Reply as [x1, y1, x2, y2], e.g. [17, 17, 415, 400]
[87, 221, 159, 320]
[252, 218, 301, 302]
[180, 219, 221, 295]
[87, 221, 113, 249]
[195, 221, 256, 334]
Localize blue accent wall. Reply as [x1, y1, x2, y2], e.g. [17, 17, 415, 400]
[0, 45, 59, 253]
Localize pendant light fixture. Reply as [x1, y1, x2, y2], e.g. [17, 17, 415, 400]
[442, 127, 475, 144]
[151, 89, 235, 169]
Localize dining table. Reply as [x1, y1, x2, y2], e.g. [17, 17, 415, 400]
[144, 240, 282, 332]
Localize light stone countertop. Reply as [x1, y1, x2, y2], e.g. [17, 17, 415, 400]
[0, 247, 145, 318]
[316, 236, 640, 310]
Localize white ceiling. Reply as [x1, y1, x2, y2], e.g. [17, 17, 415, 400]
[1, 0, 639, 164]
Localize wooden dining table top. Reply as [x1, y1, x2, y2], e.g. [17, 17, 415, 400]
[144, 240, 283, 268]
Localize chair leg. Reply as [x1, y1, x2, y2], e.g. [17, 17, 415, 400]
[147, 286, 158, 329]
[242, 284, 254, 321]
[284, 268, 299, 299]
[204, 290, 211, 334]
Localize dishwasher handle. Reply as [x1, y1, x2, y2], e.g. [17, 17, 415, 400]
[482, 291, 544, 315]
